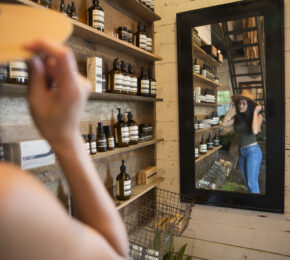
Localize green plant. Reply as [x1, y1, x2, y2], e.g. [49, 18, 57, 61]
[163, 237, 192, 260]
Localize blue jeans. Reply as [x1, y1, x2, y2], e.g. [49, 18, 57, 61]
[238, 144, 262, 193]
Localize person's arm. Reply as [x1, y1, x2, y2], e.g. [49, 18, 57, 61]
[220, 101, 236, 127]
[24, 40, 128, 258]
[252, 105, 263, 134]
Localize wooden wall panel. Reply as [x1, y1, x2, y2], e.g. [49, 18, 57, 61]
[155, 0, 290, 258]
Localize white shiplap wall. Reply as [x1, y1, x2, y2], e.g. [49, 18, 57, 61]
[155, 0, 290, 258]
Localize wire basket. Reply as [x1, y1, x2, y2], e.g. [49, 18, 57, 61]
[121, 188, 195, 259]
[195, 150, 238, 190]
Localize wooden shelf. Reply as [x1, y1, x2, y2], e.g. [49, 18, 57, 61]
[194, 102, 218, 107]
[111, 0, 161, 22]
[195, 126, 220, 134]
[0, 83, 163, 102]
[195, 145, 222, 163]
[193, 73, 222, 87]
[91, 138, 164, 161]
[192, 42, 221, 67]
[13, 0, 162, 62]
[115, 177, 164, 210]
[28, 138, 164, 173]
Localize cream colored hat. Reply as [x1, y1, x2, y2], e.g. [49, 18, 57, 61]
[232, 89, 258, 106]
[0, 4, 73, 63]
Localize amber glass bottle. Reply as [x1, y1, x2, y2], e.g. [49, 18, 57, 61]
[148, 69, 156, 98]
[114, 108, 129, 147]
[97, 122, 107, 152]
[138, 67, 150, 97]
[126, 112, 138, 145]
[128, 64, 138, 96]
[104, 126, 115, 151]
[88, 0, 104, 32]
[199, 134, 207, 154]
[116, 160, 131, 200]
[109, 58, 123, 94]
[120, 61, 130, 95]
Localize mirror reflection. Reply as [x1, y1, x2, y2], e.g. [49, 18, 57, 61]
[193, 16, 266, 194]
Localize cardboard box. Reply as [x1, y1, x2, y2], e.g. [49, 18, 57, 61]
[87, 57, 103, 93]
[4, 140, 55, 170]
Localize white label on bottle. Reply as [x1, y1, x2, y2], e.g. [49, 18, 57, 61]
[214, 139, 219, 146]
[141, 79, 150, 94]
[9, 61, 28, 79]
[150, 0, 154, 9]
[114, 74, 123, 91]
[123, 75, 130, 92]
[91, 141, 97, 153]
[151, 81, 157, 95]
[92, 10, 104, 29]
[124, 180, 131, 196]
[129, 126, 139, 141]
[108, 137, 115, 149]
[85, 143, 90, 154]
[195, 148, 199, 158]
[0, 66, 7, 77]
[199, 144, 207, 153]
[201, 70, 206, 77]
[140, 34, 147, 49]
[146, 37, 152, 52]
[97, 138, 107, 148]
[114, 128, 118, 144]
[121, 127, 129, 143]
[130, 77, 138, 94]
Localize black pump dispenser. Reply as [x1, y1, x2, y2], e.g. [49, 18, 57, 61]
[113, 58, 120, 70]
[120, 160, 126, 173]
[116, 108, 123, 121]
[128, 64, 133, 74]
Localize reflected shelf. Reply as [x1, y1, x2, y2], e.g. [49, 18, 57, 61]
[195, 126, 220, 134]
[195, 145, 222, 163]
[192, 42, 221, 67]
[193, 73, 222, 87]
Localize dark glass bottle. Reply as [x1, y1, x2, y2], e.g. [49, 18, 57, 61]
[118, 27, 127, 41]
[148, 69, 156, 98]
[82, 135, 90, 154]
[59, 0, 67, 15]
[199, 135, 207, 154]
[128, 64, 138, 95]
[144, 25, 152, 53]
[66, 4, 71, 17]
[0, 63, 8, 83]
[138, 67, 150, 97]
[134, 21, 146, 50]
[97, 122, 107, 152]
[33, 0, 51, 8]
[126, 112, 138, 145]
[127, 29, 133, 44]
[116, 160, 131, 200]
[108, 58, 123, 94]
[88, 0, 104, 32]
[71, 2, 78, 20]
[213, 131, 220, 147]
[207, 133, 213, 150]
[120, 61, 130, 95]
[104, 126, 115, 151]
[89, 134, 97, 154]
[9, 60, 28, 85]
[114, 108, 130, 147]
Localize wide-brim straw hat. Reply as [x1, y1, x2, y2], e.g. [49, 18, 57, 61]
[232, 90, 258, 106]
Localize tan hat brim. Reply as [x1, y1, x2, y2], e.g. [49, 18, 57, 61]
[232, 95, 258, 106]
[0, 4, 73, 63]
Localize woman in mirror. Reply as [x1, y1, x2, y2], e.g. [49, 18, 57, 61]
[221, 90, 263, 193]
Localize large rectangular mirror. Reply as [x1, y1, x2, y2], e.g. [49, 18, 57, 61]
[177, 0, 284, 212]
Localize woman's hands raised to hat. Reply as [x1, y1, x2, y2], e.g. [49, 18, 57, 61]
[254, 105, 262, 114]
[24, 39, 91, 150]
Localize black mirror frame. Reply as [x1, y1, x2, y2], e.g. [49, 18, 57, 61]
[177, 0, 285, 213]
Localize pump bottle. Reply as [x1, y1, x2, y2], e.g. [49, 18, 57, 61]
[116, 160, 131, 200]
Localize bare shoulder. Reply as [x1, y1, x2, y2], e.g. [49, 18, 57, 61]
[0, 163, 124, 260]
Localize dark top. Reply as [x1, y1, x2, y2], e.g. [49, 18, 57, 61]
[234, 117, 256, 147]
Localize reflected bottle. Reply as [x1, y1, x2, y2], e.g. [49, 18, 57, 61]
[199, 134, 207, 154]
[207, 133, 213, 150]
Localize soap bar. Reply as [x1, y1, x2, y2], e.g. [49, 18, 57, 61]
[137, 166, 157, 185]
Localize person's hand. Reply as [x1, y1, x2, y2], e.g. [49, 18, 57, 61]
[24, 39, 91, 149]
[254, 105, 262, 114]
